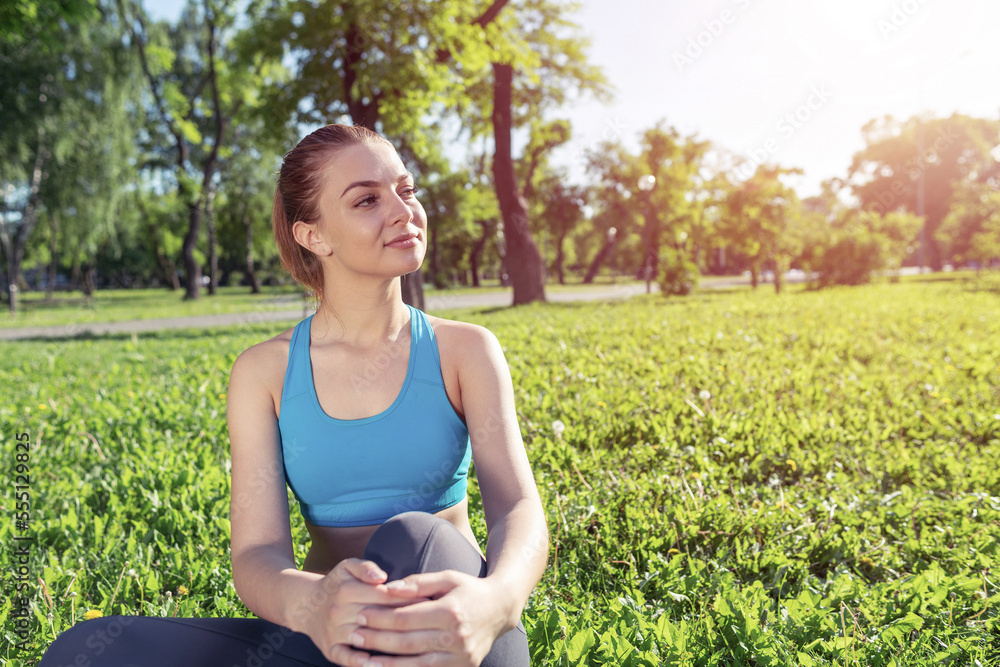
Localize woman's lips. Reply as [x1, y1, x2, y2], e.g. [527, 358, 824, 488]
[385, 233, 419, 248]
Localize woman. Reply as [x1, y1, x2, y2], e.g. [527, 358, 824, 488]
[38, 124, 548, 667]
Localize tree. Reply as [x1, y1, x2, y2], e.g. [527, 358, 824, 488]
[215, 114, 291, 292]
[1, 0, 137, 312]
[118, 0, 277, 300]
[585, 122, 709, 287]
[848, 113, 1000, 271]
[535, 175, 584, 284]
[799, 178, 922, 287]
[247, 0, 507, 306]
[482, 0, 608, 304]
[721, 164, 803, 293]
[938, 180, 1000, 270]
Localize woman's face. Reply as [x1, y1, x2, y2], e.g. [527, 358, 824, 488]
[308, 140, 427, 280]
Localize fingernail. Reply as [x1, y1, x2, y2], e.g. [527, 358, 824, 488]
[368, 568, 384, 579]
[348, 632, 364, 647]
[365, 661, 382, 667]
[356, 613, 367, 626]
[385, 580, 407, 589]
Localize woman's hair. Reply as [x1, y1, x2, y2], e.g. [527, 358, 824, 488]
[272, 124, 392, 303]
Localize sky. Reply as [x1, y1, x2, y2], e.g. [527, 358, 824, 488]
[147, 0, 1000, 198]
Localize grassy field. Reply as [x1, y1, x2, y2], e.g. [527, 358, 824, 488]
[1, 277, 998, 665]
[0, 277, 646, 330]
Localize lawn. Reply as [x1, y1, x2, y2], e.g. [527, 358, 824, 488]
[2, 277, 998, 665]
[0, 277, 646, 330]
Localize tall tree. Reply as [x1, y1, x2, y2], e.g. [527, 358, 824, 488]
[253, 0, 607, 306]
[938, 180, 1000, 271]
[119, 0, 276, 299]
[247, 0, 505, 307]
[585, 122, 709, 287]
[1, 0, 136, 312]
[535, 175, 585, 284]
[482, 0, 608, 304]
[722, 164, 803, 293]
[848, 113, 1000, 271]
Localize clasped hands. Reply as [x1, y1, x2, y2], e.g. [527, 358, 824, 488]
[298, 558, 512, 667]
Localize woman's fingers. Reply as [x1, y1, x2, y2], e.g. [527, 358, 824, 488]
[381, 570, 462, 599]
[347, 626, 458, 656]
[332, 557, 388, 585]
[327, 642, 373, 667]
[358, 597, 459, 633]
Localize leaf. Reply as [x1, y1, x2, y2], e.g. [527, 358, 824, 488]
[566, 629, 596, 664]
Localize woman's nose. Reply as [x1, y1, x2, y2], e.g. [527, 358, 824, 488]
[388, 191, 414, 225]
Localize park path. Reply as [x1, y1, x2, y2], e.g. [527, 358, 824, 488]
[0, 283, 655, 341]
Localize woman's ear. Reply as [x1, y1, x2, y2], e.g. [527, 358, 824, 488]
[292, 220, 334, 257]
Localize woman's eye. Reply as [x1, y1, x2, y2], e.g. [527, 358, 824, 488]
[402, 185, 419, 197]
[356, 195, 378, 207]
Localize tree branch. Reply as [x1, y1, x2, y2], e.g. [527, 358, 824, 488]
[474, 0, 510, 28]
[117, 0, 188, 170]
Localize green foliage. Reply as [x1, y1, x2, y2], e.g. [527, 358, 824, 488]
[657, 246, 699, 296]
[938, 180, 1000, 268]
[721, 164, 804, 292]
[806, 210, 923, 287]
[2, 279, 998, 664]
[585, 121, 710, 283]
[849, 113, 1000, 269]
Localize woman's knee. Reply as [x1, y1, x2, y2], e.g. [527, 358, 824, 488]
[39, 616, 141, 666]
[363, 511, 485, 580]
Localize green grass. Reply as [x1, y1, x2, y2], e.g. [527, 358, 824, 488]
[2, 277, 998, 665]
[0, 277, 649, 330]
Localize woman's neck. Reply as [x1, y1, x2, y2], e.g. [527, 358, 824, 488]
[311, 276, 409, 347]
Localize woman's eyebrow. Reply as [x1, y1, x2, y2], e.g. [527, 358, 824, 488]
[340, 172, 414, 199]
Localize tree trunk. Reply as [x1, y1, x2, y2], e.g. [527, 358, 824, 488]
[182, 202, 202, 300]
[584, 235, 617, 284]
[81, 263, 96, 297]
[206, 191, 218, 296]
[491, 62, 545, 306]
[46, 213, 59, 299]
[554, 231, 567, 285]
[243, 209, 261, 294]
[400, 271, 424, 310]
[430, 222, 443, 288]
[3, 127, 48, 314]
[469, 221, 491, 288]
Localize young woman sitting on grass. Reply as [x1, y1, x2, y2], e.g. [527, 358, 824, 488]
[38, 124, 549, 667]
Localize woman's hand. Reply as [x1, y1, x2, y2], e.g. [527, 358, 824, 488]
[348, 570, 515, 666]
[290, 558, 431, 667]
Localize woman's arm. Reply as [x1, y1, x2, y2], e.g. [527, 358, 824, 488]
[351, 324, 549, 665]
[460, 325, 550, 628]
[227, 346, 320, 628]
[227, 346, 405, 666]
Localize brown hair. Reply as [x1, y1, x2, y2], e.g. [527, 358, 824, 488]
[272, 124, 392, 303]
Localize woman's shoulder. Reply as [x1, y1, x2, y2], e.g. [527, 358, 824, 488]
[424, 314, 505, 365]
[227, 323, 300, 397]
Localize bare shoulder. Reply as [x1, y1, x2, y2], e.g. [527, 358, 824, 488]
[227, 325, 297, 417]
[425, 314, 504, 364]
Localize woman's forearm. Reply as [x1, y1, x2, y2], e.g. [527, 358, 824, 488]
[231, 545, 325, 634]
[483, 499, 550, 629]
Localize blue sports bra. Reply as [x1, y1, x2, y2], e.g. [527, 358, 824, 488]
[277, 305, 472, 527]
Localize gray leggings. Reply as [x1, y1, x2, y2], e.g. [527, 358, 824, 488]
[38, 512, 530, 666]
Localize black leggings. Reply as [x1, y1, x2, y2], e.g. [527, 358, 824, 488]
[38, 512, 529, 666]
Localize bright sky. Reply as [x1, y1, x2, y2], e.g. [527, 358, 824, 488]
[148, 0, 1000, 198]
[554, 0, 1000, 196]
